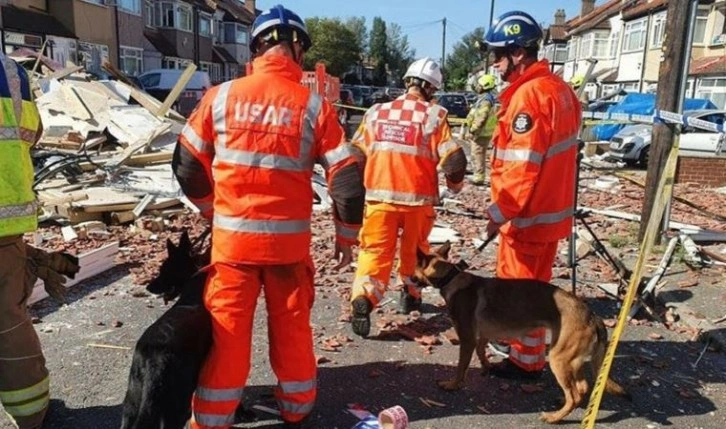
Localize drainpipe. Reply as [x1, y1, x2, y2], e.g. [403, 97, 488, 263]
[638, 10, 653, 93]
[193, 6, 200, 67]
[114, 4, 121, 72]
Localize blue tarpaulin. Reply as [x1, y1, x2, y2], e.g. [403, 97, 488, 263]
[592, 93, 718, 141]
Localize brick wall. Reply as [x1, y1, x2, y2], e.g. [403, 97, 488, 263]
[676, 156, 726, 187]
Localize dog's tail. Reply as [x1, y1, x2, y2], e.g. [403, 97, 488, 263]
[592, 317, 632, 401]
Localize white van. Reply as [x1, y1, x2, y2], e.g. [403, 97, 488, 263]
[138, 69, 213, 117]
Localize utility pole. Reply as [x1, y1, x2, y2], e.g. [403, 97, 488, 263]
[483, 1, 496, 72]
[441, 17, 447, 88]
[639, 0, 692, 243]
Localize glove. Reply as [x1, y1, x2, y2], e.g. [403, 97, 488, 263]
[25, 245, 80, 304]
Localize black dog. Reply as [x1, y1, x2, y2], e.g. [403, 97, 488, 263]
[120, 231, 211, 429]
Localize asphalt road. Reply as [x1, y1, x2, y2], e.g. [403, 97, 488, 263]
[2, 264, 725, 429]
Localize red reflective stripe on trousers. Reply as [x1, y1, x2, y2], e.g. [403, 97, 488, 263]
[191, 259, 317, 429]
[496, 237, 559, 372]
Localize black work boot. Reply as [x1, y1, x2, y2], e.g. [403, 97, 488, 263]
[489, 360, 543, 380]
[351, 296, 372, 338]
[399, 288, 422, 314]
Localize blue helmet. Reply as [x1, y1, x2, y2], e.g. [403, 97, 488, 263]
[484, 11, 543, 49]
[250, 5, 312, 54]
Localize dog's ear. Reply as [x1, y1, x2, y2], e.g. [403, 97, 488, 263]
[416, 246, 430, 269]
[436, 241, 452, 260]
[179, 230, 192, 251]
[166, 237, 177, 254]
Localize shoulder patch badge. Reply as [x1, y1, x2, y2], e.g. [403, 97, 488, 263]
[512, 113, 533, 134]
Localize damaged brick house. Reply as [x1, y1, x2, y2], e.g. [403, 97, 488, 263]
[542, 0, 726, 109]
[0, 0, 258, 84]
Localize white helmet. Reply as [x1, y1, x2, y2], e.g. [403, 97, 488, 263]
[403, 57, 443, 89]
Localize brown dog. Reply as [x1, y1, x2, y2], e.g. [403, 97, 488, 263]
[413, 242, 630, 423]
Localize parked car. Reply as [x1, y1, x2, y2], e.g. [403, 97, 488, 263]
[435, 93, 470, 118]
[342, 85, 365, 107]
[138, 69, 212, 117]
[607, 110, 726, 166]
[371, 87, 405, 104]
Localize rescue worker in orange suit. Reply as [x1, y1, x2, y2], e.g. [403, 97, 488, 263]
[481, 11, 582, 379]
[349, 57, 467, 338]
[172, 5, 365, 428]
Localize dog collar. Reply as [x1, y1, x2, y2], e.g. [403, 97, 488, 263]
[436, 260, 469, 288]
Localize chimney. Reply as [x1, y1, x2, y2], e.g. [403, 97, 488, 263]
[581, 0, 596, 16]
[245, 0, 256, 15]
[554, 9, 566, 25]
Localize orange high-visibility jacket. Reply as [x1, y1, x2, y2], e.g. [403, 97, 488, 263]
[173, 54, 365, 264]
[351, 94, 466, 205]
[487, 60, 582, 243]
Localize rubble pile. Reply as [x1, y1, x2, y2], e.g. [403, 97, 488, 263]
[23, 57, 725, 324]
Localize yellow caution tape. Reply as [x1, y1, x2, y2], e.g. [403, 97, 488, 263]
[580, 135, 679, 428]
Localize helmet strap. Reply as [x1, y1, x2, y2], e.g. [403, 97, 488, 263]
[405, 78, 436, 101]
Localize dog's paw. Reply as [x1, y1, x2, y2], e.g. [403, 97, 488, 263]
[539, 411, 562, 424]
[437, 379, 463, 391]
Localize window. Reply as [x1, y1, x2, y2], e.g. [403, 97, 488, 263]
[580, 30, 609, 59]
[82, 0, 105, 5]
[567, 38, 579, 61]
[178, 4, 192, 32]
[710, 7, 726, 45]
[220, 22, 249, 44]
[651, 12, 666, 48]
[161, 57, 191, 69]
[695, 78, 726, 109]
[145, 0, 153, 26]
[152, 1, 193, 31]
[118, 0, 141, 14]
[154, 2, 174, 28]
[608, 31, 620, 58]
[208, 63, 223, 83]
[623, 19, 647, 52]
[554, 44, 567, 63]
[120, 46, 143, 76]
[580, 35, 592, 59]
[693, 7, 710, 45]
[621, 82, 639, 92]
[235, 24, 248, 44]
[200, 13, 212, 37]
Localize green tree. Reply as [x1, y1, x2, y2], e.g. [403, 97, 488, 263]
[369, 17, 388, 86]
[303, 17, 362, 77]
[386, 23, 416, 86]
[345, 16, 367, 54]
[445, 27, 486, 90]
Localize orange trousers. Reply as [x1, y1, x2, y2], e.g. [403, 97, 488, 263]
[352, 203, 435, 306]
[191, 259, 316, 428]
[496, 236, 559, 372]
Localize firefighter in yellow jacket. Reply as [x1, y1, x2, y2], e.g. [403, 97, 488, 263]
[0, 53, 79, 429]
[464, 74, 498, 186]
[349, 57, 467, 337]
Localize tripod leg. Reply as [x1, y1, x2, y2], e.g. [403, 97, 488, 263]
[568, 141, 585, 296]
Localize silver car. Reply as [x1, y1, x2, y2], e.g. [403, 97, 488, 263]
[607, 110, 726, 166]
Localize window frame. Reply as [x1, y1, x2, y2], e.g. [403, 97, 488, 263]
[693, 6, 711, 46]
[119, 45, 144, 77]
[117, 0, 142, 15]
[199, 13, 213, 38]
[650, 12, 667, 49]
[709, 6, 726, 46]
[622, 18, 647, 53]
